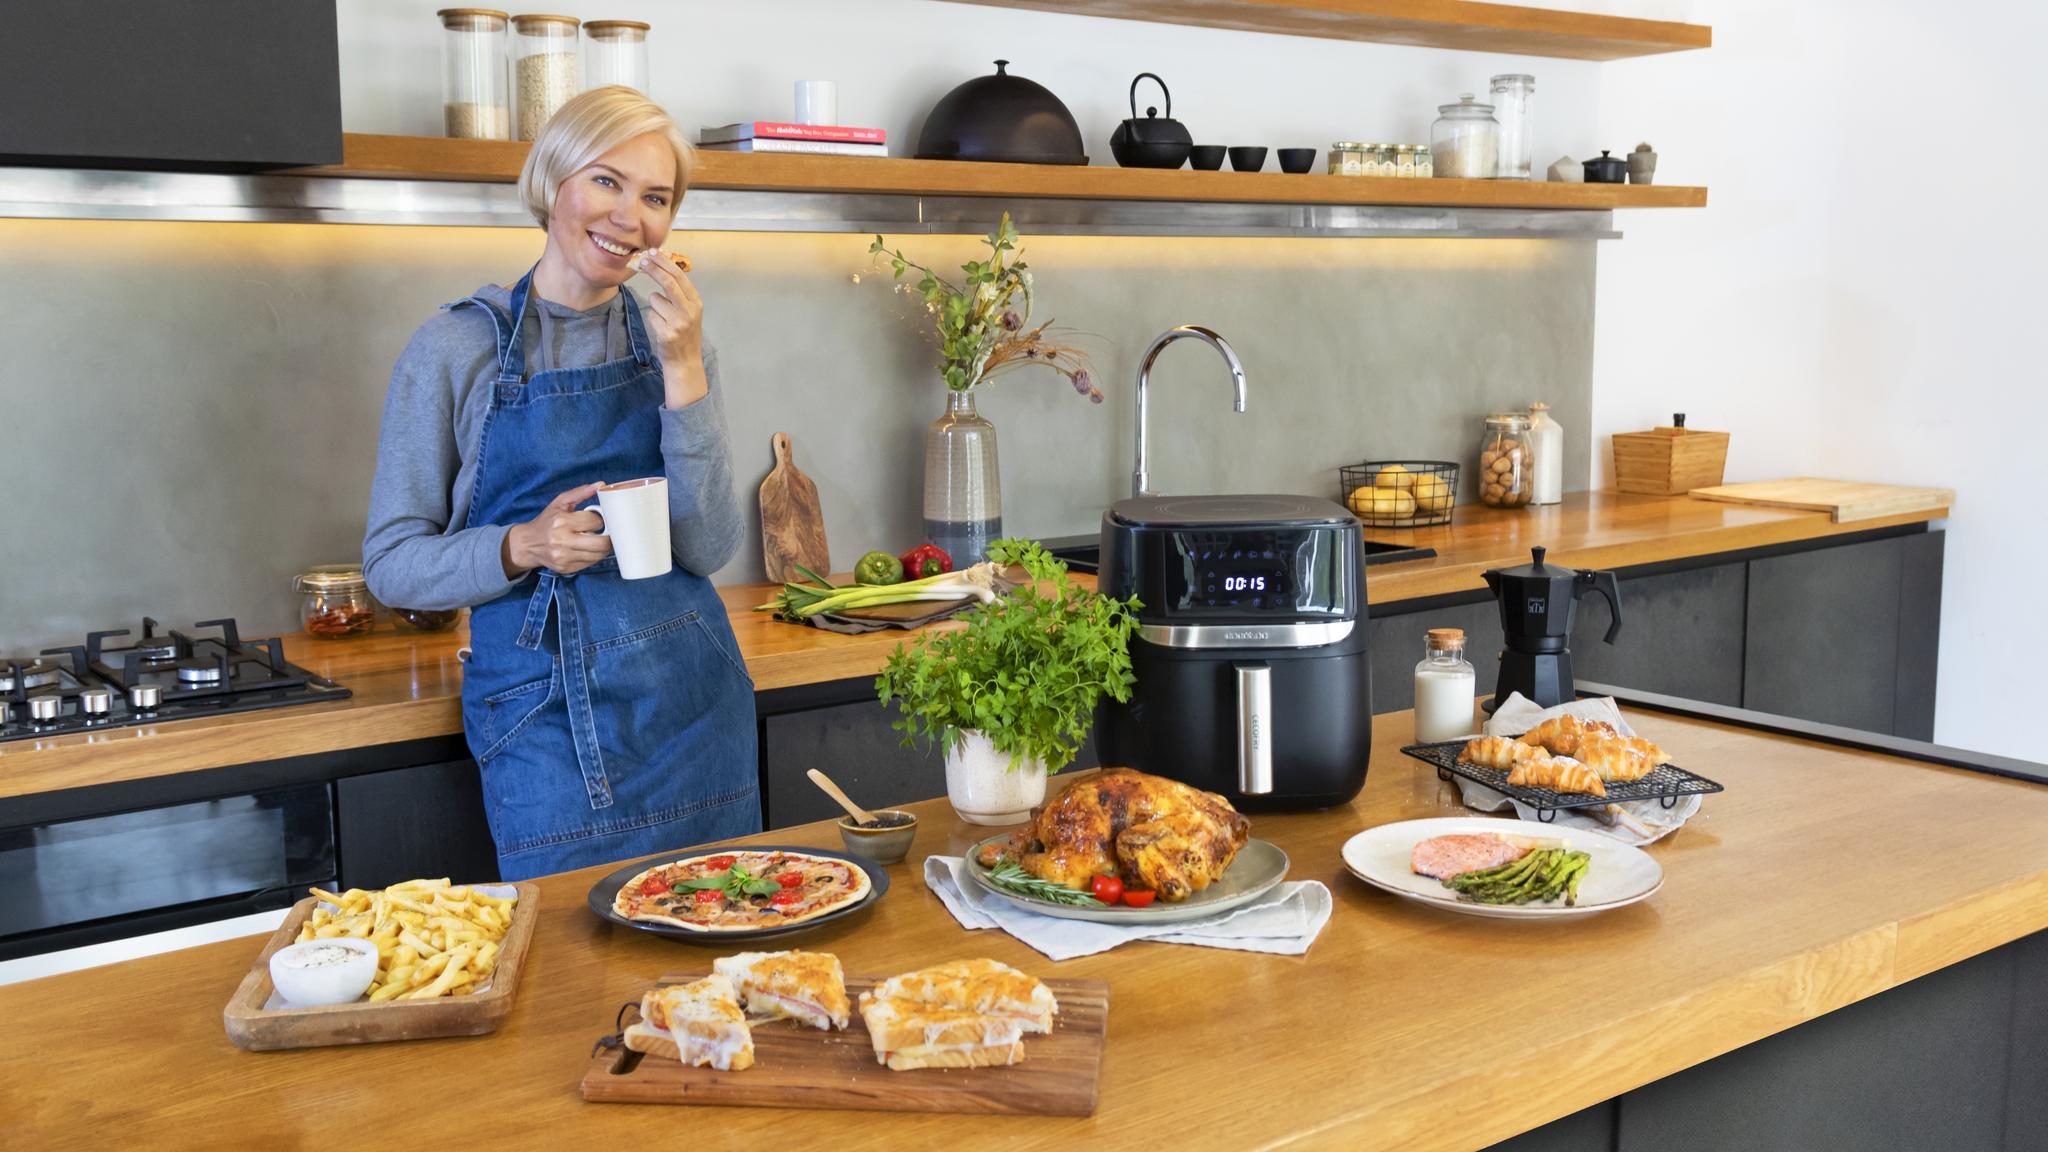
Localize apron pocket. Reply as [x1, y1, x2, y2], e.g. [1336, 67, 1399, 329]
[478, 672, 556, 765]
[687, 613, 754, 686]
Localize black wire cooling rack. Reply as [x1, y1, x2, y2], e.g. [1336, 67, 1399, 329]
[1401, 739, 1726, 822]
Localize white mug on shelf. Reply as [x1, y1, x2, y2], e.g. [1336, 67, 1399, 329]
[794, 79, 837, 126]
[585, 477, 673, 580]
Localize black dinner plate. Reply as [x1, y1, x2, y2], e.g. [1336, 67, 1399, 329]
[585, 845, 890, 944]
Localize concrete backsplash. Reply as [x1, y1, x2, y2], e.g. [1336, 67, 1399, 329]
[0, 218, 1591, 652]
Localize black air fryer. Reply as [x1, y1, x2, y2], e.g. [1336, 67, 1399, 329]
[1096, 495, 1370, 810]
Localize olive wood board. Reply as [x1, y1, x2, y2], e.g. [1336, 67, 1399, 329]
[581, 972, 1109, 1115]
[1688, 478, 1954, 524]
[759, 431, 830, 584]
[221, 881, 541, 1051]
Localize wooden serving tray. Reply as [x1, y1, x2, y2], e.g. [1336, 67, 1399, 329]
[222, 881, 540, 1051]
[582, 972, 1109, 1115]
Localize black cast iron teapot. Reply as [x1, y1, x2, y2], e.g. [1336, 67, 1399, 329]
[1109, 72, 1192, 169]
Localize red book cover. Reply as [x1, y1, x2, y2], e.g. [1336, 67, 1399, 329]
[699, 121, 886, 145]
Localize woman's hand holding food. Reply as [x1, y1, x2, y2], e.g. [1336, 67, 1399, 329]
[634, 250, 709, 410]
[502, 482, 612, 579]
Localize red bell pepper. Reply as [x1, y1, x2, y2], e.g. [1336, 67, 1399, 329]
[899, 543, 953, 580]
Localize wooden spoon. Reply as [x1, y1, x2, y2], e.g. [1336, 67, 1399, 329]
[806, 768, 879, 826]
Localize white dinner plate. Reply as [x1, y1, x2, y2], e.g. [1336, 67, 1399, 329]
[1341, 816, 1663, 920]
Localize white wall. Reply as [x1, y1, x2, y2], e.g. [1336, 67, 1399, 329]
[1594, 0, 2046, 758]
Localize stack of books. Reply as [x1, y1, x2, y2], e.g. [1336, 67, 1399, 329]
[698, 122, 887, 157]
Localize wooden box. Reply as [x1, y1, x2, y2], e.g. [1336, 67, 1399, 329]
[1612, 425, 1729, 495]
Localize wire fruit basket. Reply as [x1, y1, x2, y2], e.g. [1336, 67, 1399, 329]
[1339, 460, 1459, 529]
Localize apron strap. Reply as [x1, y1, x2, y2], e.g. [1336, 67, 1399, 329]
[497, 267, 539, 384]
[514, 569, 615, 809]
[620, 288, 655, 368]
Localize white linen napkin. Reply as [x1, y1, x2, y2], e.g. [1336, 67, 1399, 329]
[1440, 693, 1701, 846]
[924, 855, 1331, 963]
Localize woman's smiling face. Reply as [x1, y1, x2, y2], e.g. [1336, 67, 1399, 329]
[544, 131, 678, 294]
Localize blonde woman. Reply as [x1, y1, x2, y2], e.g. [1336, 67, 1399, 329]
[363, 87, 759, 880]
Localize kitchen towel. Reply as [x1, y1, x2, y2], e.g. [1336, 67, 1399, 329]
[1452, 693, 1702, 845]
[924, 855, 1331, 963]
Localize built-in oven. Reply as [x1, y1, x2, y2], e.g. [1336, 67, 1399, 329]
[0, 783, 335, 960]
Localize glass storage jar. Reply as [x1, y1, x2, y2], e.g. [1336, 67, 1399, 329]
[1431, 94, 1499, 179]
[1413, 143, 1434, 178]
[1413, 628, 1477, 743]
[294, 565, 378, 638]
[1476, 412, 1535, 508]
[583, 19, 649, 93]
[512, 13, 579, 140]
[1394, 144, 1417, 178]
[1373, 143, 1397, 177]
[1329, 141, 1368, 176]
[1489, 73, 1535, 180]
[438, 8, 510, 140]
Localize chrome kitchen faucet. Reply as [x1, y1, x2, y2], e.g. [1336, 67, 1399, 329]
[1132, 325, 1247, 498]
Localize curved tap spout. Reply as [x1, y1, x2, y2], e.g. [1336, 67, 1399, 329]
[1132, 325, 1247, 498]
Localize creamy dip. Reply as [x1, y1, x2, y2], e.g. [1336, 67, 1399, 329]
[281, 943, 365, 969]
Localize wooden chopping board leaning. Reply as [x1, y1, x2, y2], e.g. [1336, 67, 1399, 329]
[759, 432, 831, 583]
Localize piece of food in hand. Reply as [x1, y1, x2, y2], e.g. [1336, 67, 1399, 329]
[1506, 754, 1608, 797]
[993, 768, 1250, 902]
[712, 950, 851, 1030]
[1461, 734, 1550, 771]
[631, 248, 691, 272]
[1574, 734, 1661, 782]
[1410, 832, 1532, 880]
[854, 550, 904, 585]
[866, 958, 1058, 1034]
[625, 972, 755, 1071]
[1515, 714, 1620, 757]
[898, 542, 953, 579]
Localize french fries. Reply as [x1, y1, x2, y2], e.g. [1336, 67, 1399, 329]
[296, 877, 517, 1003]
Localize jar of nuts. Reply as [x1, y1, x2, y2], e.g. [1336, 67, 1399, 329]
[1476, 413, 1535, 508]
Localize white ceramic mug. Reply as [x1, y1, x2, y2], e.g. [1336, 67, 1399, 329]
[794, 79, 837, 126]
[586, 478, 673, 580]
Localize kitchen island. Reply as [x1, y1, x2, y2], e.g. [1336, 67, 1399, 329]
[3, 705, 2043, 1152]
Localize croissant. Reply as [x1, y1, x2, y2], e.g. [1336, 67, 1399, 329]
[1575, 734, 1667, 782]
[1506, 754, 1607, 797]
[1515, 715, 1619, 757]
[1461, 735, 1550, 772]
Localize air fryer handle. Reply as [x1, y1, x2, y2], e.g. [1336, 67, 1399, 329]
[1235, 663, 1274, 795]
[1577, 570, 1624, 644]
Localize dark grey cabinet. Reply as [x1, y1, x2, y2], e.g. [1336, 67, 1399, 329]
[1569, 562, 1747, 707]
[336, 760, 501, 889]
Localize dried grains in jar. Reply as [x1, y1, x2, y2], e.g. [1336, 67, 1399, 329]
[438, 8, 510, 140]
[512, 13, 579, 140]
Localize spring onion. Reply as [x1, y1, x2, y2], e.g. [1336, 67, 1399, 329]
[757, 561, 1001, 619]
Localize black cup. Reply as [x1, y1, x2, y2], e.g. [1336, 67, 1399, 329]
[1188, 144, 1226, 171]
[1277, 147, 1316, 174]
[1227, 146, 1268, 172]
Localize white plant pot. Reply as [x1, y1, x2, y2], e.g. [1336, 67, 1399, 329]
[943, 729, 1048, 826]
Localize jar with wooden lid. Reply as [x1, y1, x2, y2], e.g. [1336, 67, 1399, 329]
[1477, 412, 1534, 508]
[583, 19, 650, 94]
[1413, 628, 1477, 743]
[512, 13, 580, 140]
[293, 565, 377, 639]
[438, 9, 510, 140]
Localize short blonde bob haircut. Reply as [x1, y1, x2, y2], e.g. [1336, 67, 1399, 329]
[518, 86, 695, 229]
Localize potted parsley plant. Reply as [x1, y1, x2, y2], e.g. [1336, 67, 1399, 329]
[876, 538, 1139, 824]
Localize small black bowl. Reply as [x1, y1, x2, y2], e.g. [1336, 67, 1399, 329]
[1228, 146, 1268, 172]
[1188, 144, 1226, 171]
[1276, 147, 1316, 174]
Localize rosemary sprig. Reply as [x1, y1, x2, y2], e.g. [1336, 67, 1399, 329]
[984, 861, 1106, 907]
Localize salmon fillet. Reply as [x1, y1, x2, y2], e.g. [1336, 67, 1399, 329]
[1410, 833, 1530, 880]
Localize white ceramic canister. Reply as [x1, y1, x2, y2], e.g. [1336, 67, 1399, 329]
[1528, 401, 1564, 505]
[943, 729, 1049, 825]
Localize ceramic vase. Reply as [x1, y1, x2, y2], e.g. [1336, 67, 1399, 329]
[923, 389, 1001, 567]
[943, 729, 1047, 825]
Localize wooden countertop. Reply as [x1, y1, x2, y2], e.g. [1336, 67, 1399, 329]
[0, 492, 1947, 802]
[3, 711, 2042, 1150]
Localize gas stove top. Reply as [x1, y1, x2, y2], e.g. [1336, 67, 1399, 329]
[1, 617, 350, 743]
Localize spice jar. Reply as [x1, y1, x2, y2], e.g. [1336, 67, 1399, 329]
[512, 13, 580, 140]
[294, 565, 378, 638]
[1431, 94, 1499, 179]
[1413, 143, 1434, 179]
[1476, 413, 1535, 508]
[1488, 73, 1535, 180]
[583, 19, 649, 93]
[1329, 141, 1368, 176]
[1394, 144, 1417, 178]
[438, 8, 510, 140]
[1373, 143, 1397, 177]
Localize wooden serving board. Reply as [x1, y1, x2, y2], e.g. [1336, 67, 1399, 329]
[759, 432, 830, 583]
[581, 973, 1109, 1115]
[1688, 478, 1955, 523]
[221, 881, 540, 1051]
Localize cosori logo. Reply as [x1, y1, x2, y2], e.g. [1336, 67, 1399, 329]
[1224, 629, 1270, 641]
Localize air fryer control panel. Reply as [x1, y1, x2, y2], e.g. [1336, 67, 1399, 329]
[1157, 527, 1351, 617]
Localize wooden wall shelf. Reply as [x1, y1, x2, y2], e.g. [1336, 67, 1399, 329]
[305, 135, 1707, 213]
[931, 0, 1711, 61]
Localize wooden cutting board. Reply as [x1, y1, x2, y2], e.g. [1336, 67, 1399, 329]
[758, 432, 830, 583]
[581, 972, 1109, 1115]
[1688, 478, 1954, 523]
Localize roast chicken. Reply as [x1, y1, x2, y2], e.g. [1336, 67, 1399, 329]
[978, 768, 1252, 902]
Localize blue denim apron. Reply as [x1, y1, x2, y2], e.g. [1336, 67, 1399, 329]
[452, 270, 761, 880]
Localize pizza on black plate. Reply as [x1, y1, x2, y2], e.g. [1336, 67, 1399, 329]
[612, 850, 872, 932]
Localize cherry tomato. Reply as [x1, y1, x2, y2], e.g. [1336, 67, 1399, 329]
[775, 871, 805, 889]
[770, 890, 803, 906]
[704, 855, 737, 870]
[1090, 875, 1124, 904]
[638, 875, 671, 896]
[1121, 889, 1157, 908]
[693, 890, 725, 904]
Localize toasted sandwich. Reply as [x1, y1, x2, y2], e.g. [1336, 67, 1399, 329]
[857, 995, 1028, 1071]
[622, 972, 754, 1071]
[865, 958, 1058, 1034]
[712, 950, 851, 1031]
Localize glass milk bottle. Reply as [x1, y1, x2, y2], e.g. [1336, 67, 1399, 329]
[1414, 628, 1478, 743]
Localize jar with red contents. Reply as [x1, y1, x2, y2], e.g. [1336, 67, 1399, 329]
[294, 565, 379, 638]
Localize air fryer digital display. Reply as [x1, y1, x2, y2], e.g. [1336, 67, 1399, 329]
[1163, 527, 1349, 616]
